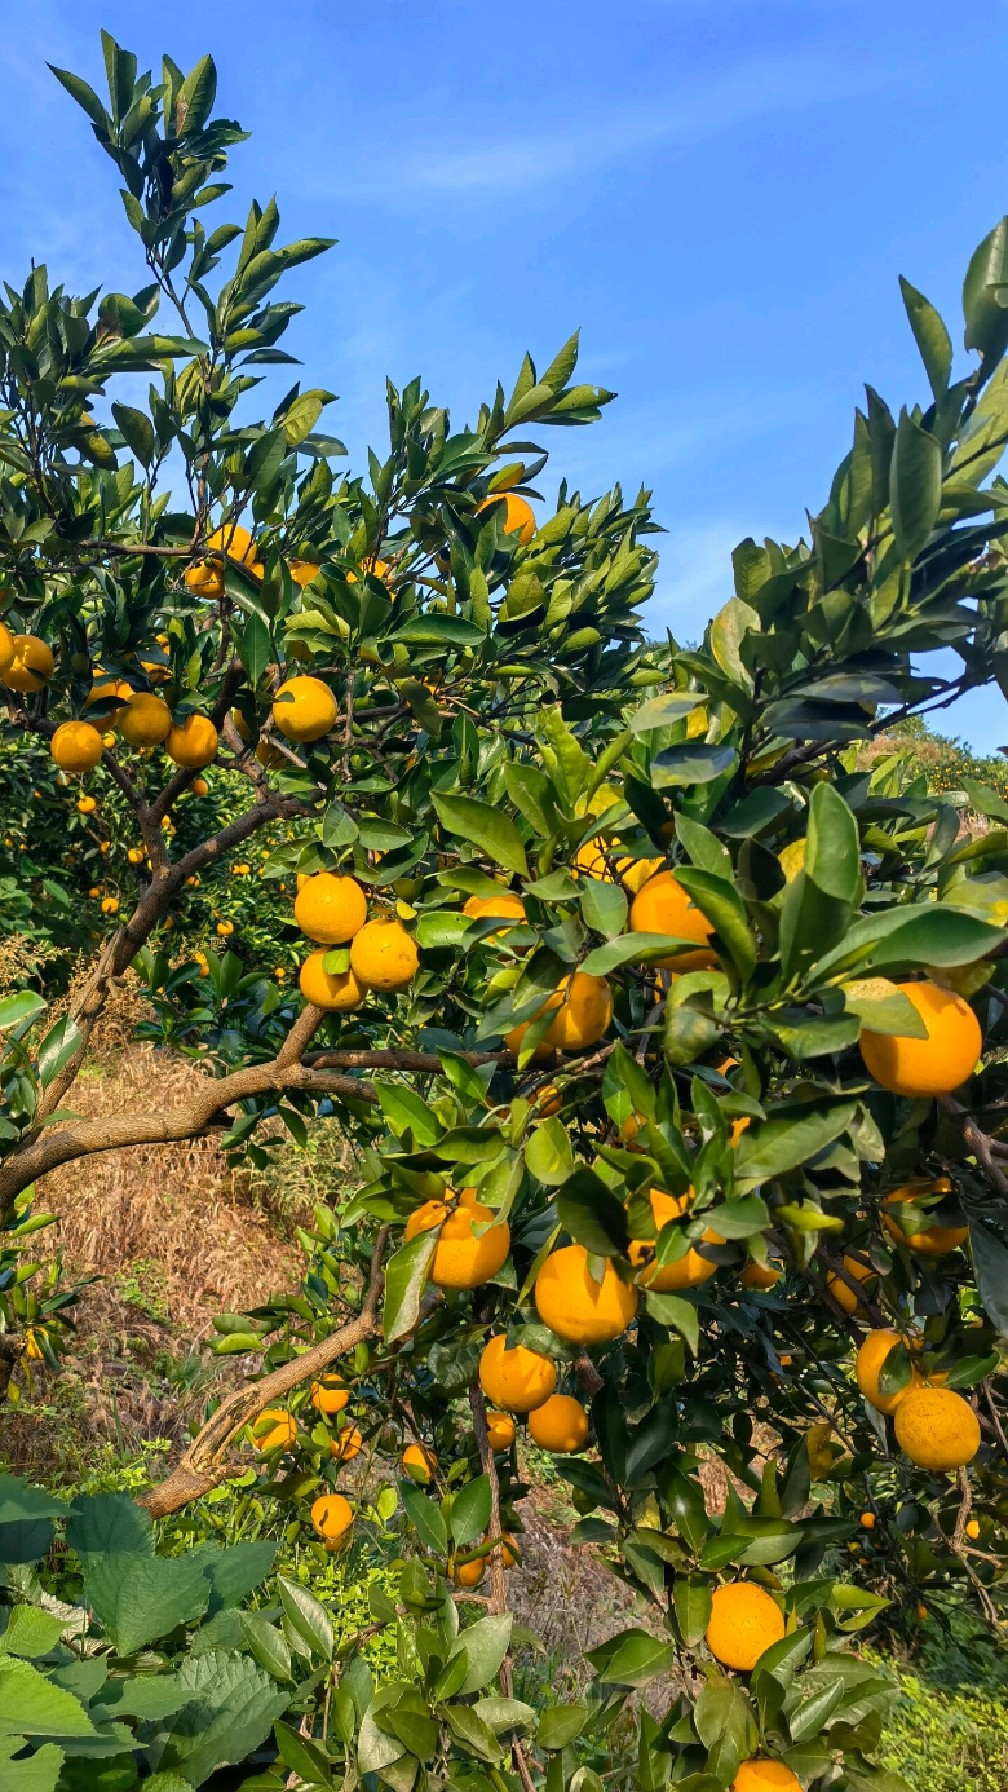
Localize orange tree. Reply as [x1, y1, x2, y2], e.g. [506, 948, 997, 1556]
[1, 31, 1008, 1792]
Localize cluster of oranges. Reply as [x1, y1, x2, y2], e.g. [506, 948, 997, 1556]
[294, 871, 418, 1012]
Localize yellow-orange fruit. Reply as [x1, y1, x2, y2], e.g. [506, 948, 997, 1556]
[253, 1408, 296, 1451]
[450, 1557, 486, 1587]
[402, 1442, 436, 1484]
[85, 677, 131, 722]
[479, 1334, 556, 1413]
[732, 1762, 802, 1792]
[350, 918, 418, 992]
[534, 1244, 637, 1345]
[882, 1179, 969, 1256]
[3, 634, 54, 694]
[119, 692, 172, 747]
[486, 1410, 517, 1451]
[0, 620, 14, 677]
[404, 1189, 510, 1289]
[856, 1330, 922, 1415]
[528, 1394, 589, 1454]
[311, 1376, 349, 1416]
[51, 721, 103, 772]
[860, 1512, 876, 1530]
[311, 1492, 352, 1542]
[894, 1386, 982, 1471]
[192, 776, 209, 798]
[463, 892, 527, 929]
[860, 980, 981, 1097]
[272, 675, 338, 742]
[478, 491, 536, 544]
[505, 971, 612, 1057]
[705, 1582, 785, 1671]
[826, 1255, 876, 1316]
[330, 1425, 363, 1463]
[166, 713, 218, 770]
[299, 952, 364, 1012]
[101, 896, 119, 916]
[739, 1257, 783, 1291]
[628, 1188, 723, 1292]
[295, 873, 368, 945]
[289, 558, 321, 587]
[629, 870, 716, 971]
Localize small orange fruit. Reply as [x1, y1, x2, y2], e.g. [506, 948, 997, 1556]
[350, 918, 418, 992]
[449, 1557, 486, 1587]
[119, 692, 172, 747]
[272, 675, 338, 743]
[894, 1385, 981, 1471]
[295, 872, 368, 944]
[966, 1518, 981, 1540]
[310, 1491, 352, 1542]
[299, 952, 364, 1011]
[253, 1408, 297, 1451]
[528, 1394, 589, 1454]
[534, 1244, 637, 1345]
[101, 896, 120, 916]
[404, 1188, 510, 1289]
[51, 721, 103, 772]
[826, 1255, 876, 1316]
[732, 1762, 802, 1792]
[882, 1179, 969, 1256]
[479, 1334, 556, 1413]
[166, 712, 218, 770]
[77, 794, 97, 815]
[629, 870, 716, 972]
[860, 981, 981, 1096]
[2, 634, 54, 693]
[860, 1512, 876, 1530]
[629, 1188, 723, 1292]
[402, 1442, 437, 1484]
[330, 1425, 363, 1464]
[192, 775, 209, 797]
[855, 1330, 922, 1416]
[311, 1376, 349, 1416]
[705, 1582, 785, 1671]
[505, 971, 612, 1057]
[486, 1410, 517, 1451]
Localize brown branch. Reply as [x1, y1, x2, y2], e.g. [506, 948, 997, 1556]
[140, 1227, 390, 1517]
[942, 1097, 1008, 1200]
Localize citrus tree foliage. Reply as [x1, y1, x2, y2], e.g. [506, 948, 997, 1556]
[0, 31, 1007, 1792]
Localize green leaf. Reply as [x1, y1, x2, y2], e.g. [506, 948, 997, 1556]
[963, 216, 1008, 368]
[734, 1104, 858, 1192]
[787, 1675, 847, 1744]
[889, 410, 941, 562]
[84, 1551, 211, 1654]
[644, 1293, 700, 1355]
[0, 1606, 67, 1659]
[710, 597, 760, 691]
[805, 783, 859, 904]
[383, 1231, 438, 1343]
[400, 1481, 448, 1555]
[556, 1167, 630, 1256]
[443, 1703, 503, 1763]
[580, 932, 707, 976]
[0, 992, 46, 1030]
[586, 1628, 676, 1688]
[650, 743, 737, 789]
[277, 1576, 333, 1662]
[675, 867, 756, 980]
[240, 1613, 293, 1684]
[0, 1661, 94, 1737]
[36, 1016, 82, 1088]
[525, 1118, 573, 1187]
[864, 907, 1005, 971]
[48, 65, 109, 133]
[449, 1476, 492, 1548]
[449, 1614, 513, 1696]
[155, 1649, 288, 1787]
[201, 1539, 276, 1614]
[579, 875, 627, 940]
[537, 1704, 588, 1750]
[968, 1220, 1008, 1334]
[840, 977, 928, 1038]
[899, 277, 953, 398]
[0, 1480, 69, 1528]
[433, 793, 527, 877]
[474, 1695, 536, 1734]
[233, 615, 273, 687]
[110, 403, 155, 469]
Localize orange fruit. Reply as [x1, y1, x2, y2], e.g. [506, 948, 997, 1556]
[299, 952, 364, 1012]
[127, 846, 143, 864]
[739, 1257, 783, 1291]
[78, 794, 97, 816]
[350, 918, 418, 992]
[331, 1425, 363, 1463]
[51, 721, 103, 772]
[3, 634, 54, 694]
[450, 1557, 486, 1587]
[272, 675, 338, 743]
[826, 1255, 876, 1316]
[288, 558, 321, 587]
[462, 892, 527, 934]
[705, 1582, 785, 1671]
[311, 1376, 349, 1416]
[505, 971, 612, 1057]
[0, 620, 14, 677]
[185, 560, 224, 599]
[855, 1330, 922, 1415]
[894, 1386, 981, 1471]
[534, 1244, 637, 1344]
[405, 1189, 510, 1289]
[966, 1518, 981, 1540]
[629, 1188, 723, 1292]
[192, 776, 209, 797]
[166, 713, 218, 770]
[346, 559, 390, 583]
[119, 692, 172, 747]
[574, 842, 663, 894]
[85, 677, 131, 721]
[310, 1491, 352, 1542]
[882, 1179, 969, 1256]
[732, 1762, 802, 1792]
[486, 1410, 517, 1450]
[528, 1394, 589, 1454]
[253, 1408, 296, 1451]
[101, 896, 120, 916]
[402, 1442, 436, 1484]
[629, 870, 716, 971]
[295, 873, 368, 944]
[478, 491, 536, 544]
[860, 980, 981, 1096]
[209, 521, 257, 565]
[860, 1512, 876, 1530]
[479, 1334, 556, 1413]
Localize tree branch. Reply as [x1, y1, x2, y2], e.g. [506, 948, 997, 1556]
[140, 1227, 390, 1517]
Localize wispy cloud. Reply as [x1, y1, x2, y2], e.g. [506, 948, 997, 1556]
[387, 50, 886, 197]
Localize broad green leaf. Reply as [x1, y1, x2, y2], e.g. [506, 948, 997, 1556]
[579, 875, 627, 940]
[889, 409, 941, 562]
[433, 793, 527, 877]
[525, 1118, 573, 1187]
[969, 1219, 1008, 1334]
[899, 276, 952, 398]
[734, 1104, 858, 1192]
[84, 1551, 210, 1654]
[556, 1167, 630, 1256]
[0, 1661, 94, 1737]
[804, 783, 859, 904]
[383, 1230, 438, 1342]
[651, 743, 737, 788]
[840, 976, 929, 1037]
[0, 1606, 67, 1659]
[675, 867, 756, 980]
[153, 1648, 288, 1786]
[449, 1476, 492, 1548]
[0, 1737, 65, 1791]
[277, 1576, 333, 1662]
[537, 1704, 589, 1749]
[449, 1613, 513, 1695]
[586, 1628, 676, 1687]
[400, 1481, 448, 1555]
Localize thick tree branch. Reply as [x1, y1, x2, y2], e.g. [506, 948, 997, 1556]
[140, 1227, 390, 1517]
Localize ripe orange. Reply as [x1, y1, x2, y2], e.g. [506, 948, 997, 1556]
[826, 1255, 876, 1315]
[310, 1491, 352, 1542]
[192, 776, 209, 797]
[166, 713, 218, 770]
[288, 558, 321, 588]
[311, 1376, 348, 1416]
[85, 676, 131, 721]
[882, 1179, 968, 1256]
[505, 971, 613, 1057]
[479, 1334, 556, 1413]
[217, 920, 235, 938]
[350, 918, 418, 991]
[346, 559, 390, 583]
[860, 980, 981, 1096]
[629, 1188, 723, 1291]
[855, 1330, 922, 1415]
[295, 873, 368, 945]
[331, 1425, 363, 1464]
[462, 892, 527, 932]
[966, 1518, 981, 1540]
[402, 1442, 436, 1484]
[629, 870, 716, 971]
[860, 1512, 876, 1530]
[101, 897, 120, 916]
[0, 620, 13, 677]
[51, 721, 103, 772]
[450, 1557, 486, 1587]
[528, 1394, 589, 1453]
[478, 491, 536, 544]
[739, 1257, 783, 1291]
[253, 1408, 296, 1451]
[705, 1581, 785, 1671]
[894, 1386, 981, 1471]
[299, 952, 364, 1012]
[732, 1762, 802, 1792]
[405, 1188, 510, 1289]
[78, 794, 97, 816]
[272, 675, 338, 742]
[574, 842, 664, 894]
[185, 560, 224, 598]
[3, 634, 54, 694]
[486, 1410, 517, 1450]
[119, 692, 172, 747]
[534, 1244, 637, 1344]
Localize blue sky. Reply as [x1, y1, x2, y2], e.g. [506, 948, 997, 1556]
[4, 0, 1008, 750]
